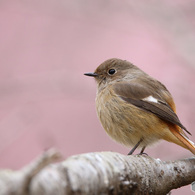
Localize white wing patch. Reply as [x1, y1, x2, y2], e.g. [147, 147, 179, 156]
[143, 96, 159, 103]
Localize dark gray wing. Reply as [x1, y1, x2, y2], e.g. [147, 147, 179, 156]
[114, 82, 190, 135]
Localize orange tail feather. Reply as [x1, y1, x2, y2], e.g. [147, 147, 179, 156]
[169, 127, 195, 155]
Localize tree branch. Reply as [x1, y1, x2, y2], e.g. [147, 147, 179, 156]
[0, 150, 194, 195]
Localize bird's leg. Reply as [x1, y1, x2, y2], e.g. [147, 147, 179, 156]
[128, 139, 143, 155]
[139, 146, 148, 155]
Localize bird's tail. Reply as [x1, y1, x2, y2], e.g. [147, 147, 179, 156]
[168, 125, 195, 155]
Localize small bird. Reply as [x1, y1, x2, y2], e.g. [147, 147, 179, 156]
[84, 58, 195, 155]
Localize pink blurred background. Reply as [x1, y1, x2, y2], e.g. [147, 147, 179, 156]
[0, 0, 195, 194]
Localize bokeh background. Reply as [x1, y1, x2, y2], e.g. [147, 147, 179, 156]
[0, 0, 195, 194]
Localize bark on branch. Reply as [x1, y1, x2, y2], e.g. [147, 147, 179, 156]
[0, 150, 194, 195]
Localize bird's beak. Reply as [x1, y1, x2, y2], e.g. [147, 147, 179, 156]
[84, 72, 98, 77]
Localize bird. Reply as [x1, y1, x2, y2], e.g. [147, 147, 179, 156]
[84, 58, 195, 155]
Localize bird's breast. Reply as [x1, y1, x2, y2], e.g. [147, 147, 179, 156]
[95, 87, 169, 147]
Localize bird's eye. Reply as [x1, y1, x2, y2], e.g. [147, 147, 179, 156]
[108, 69, 116, 75]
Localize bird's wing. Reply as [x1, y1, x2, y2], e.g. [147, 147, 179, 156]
[113, 81, 191, 135]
